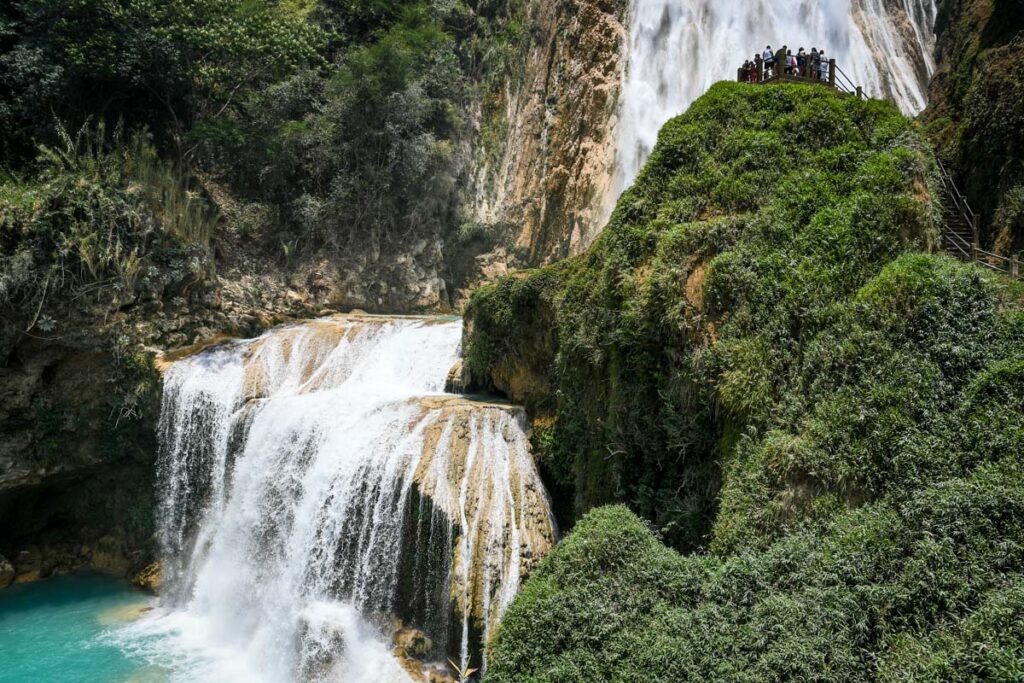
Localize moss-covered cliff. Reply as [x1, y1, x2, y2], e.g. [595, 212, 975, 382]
[922, 0, 1024, 253]
[466, 82, 1024, 679]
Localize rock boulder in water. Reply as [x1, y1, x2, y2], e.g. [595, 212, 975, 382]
[0, 554, 14, 588]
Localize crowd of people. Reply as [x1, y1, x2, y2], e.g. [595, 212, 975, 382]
[740, 45, 832, 84]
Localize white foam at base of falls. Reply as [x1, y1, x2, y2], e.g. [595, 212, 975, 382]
[113, 316, 555, 682]
[613, 0, 937, 198]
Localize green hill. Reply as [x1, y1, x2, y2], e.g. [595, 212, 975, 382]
[466, 82, 1024, 681]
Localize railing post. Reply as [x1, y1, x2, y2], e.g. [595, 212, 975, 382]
[856, 85, 863, 99]
[971, 217, 980, 262]
[1012, 253, 1020, 279]
[756, 55, 763, 82]
[828, 59, 836, 87]
[738, 67, 744, 83]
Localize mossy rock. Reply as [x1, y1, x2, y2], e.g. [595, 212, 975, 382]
[474, 82, 1024, 681]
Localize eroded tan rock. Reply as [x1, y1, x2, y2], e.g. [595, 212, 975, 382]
[411, 396, 556, 641]
[131, 562, 162, 594]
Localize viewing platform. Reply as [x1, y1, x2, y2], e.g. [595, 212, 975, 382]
[737, 55, 867, 100]
[735, 52, 1021, 280]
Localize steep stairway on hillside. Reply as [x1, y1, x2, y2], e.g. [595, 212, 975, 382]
[936, 159, 1022, 280]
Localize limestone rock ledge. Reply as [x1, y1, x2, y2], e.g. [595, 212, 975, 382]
[467, 0, 629, 270]
[411, 395, 555, 643]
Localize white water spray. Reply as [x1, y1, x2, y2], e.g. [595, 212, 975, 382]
[613, 0, 937, 197]
[116, 316, 555, 682]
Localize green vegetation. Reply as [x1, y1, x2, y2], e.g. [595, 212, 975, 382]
[1, 0, 534, 424]
[0, 0, 530, 264]
[468, 82, 1024, 679]
[923, 0, 1024, 253]
[0, 122, 213, 340]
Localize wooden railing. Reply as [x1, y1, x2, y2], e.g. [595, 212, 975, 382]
[737, 57, 867, 99]
[735, 55, 1021, 280]
[833, 63, 868, 100]
[937, 158, 1022, 280]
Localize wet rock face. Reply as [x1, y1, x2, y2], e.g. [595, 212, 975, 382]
[0, 555, 13, 588]
[131, 561, 162, 594]
[468, 0, 629, 267]
[325, 238, 451, 313]
[0, 335, 159, 588]
[921, 0, 1024, 253]
[413, 397, 556, 633]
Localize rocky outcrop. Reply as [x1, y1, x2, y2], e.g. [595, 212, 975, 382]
[0, 554, 13, 588]
[921, 0, 1024, 252]
[467, 0, 628, 269]
[414, 396, 556, 605]
[461, 275, 560, 415]
[131, 561, 162, 593]
[0, 334, 160, 586]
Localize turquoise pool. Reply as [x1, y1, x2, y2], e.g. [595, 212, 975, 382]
[0, 573, 157, 682]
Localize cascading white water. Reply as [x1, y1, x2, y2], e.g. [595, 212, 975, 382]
[613, 0, 937, 196]
[114, 316, 555, 682]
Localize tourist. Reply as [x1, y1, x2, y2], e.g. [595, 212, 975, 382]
[819, 50, 829, 81]
[775, 45, 788, 75]
[811, 48, 821, 80]
[763, 45, 775, 77]
[749, 58, 759, 83]
[787, 50, 797, 75]
[797, 48, 807, 77]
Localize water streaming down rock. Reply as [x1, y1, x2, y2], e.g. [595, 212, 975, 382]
[127, 316, 555, 682]
[612, 0, 937, 197]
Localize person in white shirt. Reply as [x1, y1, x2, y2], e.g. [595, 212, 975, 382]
[763, 45, 775, 77]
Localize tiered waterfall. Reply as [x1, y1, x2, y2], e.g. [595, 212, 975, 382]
[118, 316, 555, 682]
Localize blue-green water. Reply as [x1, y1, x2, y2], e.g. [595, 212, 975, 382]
[0, 573, 155, 683]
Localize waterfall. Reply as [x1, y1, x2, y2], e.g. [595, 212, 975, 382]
[613, 0, 937, 196]
[116, 316, 555, 682]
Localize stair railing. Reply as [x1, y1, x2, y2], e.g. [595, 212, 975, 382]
[734, 55, 1021, 280]
[936, 158, 1022, 279]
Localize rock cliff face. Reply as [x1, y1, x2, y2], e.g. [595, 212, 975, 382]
[0, 339, 158, 584]
[921, 0, 1024, 252]
[467, 0, 628, 270]
[852, 0, 938, 108]
[0, 247, 341, 586]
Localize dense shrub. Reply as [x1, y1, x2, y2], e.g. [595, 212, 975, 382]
[471, 82, 1024, 680]
[0, 0, 327, 160]
[1, 0, 530, 263]
[0, 122, 213, 334]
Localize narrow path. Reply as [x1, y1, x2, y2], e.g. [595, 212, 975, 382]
[936, 159, 1022, 280]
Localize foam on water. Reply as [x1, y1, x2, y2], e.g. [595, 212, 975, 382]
[115, 316, 554, 682]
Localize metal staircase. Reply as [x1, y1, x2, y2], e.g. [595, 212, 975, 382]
[936, 158, 1022, 280]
